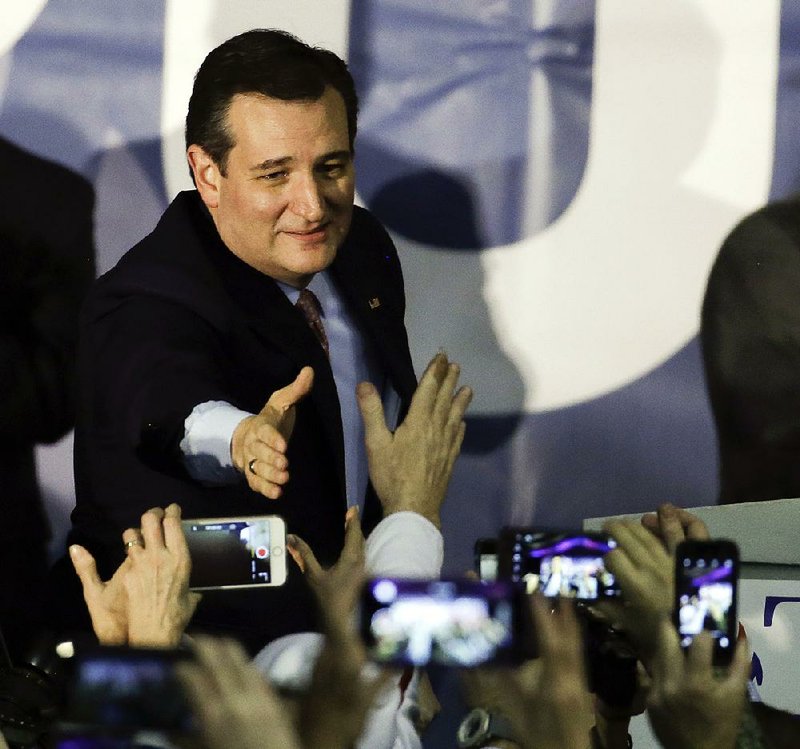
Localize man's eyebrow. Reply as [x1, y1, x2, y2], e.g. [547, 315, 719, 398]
[251, 157, 291, 172]
[318, 150, 352, 162]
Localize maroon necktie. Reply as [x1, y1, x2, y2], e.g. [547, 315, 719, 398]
[296, 288, 329, 357]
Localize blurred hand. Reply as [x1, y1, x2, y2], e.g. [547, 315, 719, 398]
[288, 508, 389, 749]
[231, 366, 314, 499]
[178, 635, 301, 749]
[123, 503, 201, 648]
[647, 620, 750, 749]
[69, 544, 130, 645]
[598, 520, 674, 669]
[640, 503, 710, 554]
[358, 351, 472, 528]
[464, 597, 594, 749]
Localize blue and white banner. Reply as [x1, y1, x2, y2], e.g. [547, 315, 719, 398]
[2, 1, 796, 579]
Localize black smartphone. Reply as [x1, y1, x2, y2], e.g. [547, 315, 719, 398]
[498, 528, 621, 600]
[56, 647, 194, 740]
[360, 578, 534, 667]
[474, 538, 498, 582]
[181, 514, 287, 590]
[674, 539, 739, 665]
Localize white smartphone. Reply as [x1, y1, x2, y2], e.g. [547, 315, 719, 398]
[181, 515, 287, 590]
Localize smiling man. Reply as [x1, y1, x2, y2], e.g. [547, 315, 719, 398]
[54, 30, 417, 651]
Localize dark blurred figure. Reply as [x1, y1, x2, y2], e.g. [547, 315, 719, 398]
[0, 135, 95, 662]
[702, 197, 800, 504]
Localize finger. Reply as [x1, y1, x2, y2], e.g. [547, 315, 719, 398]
[287, 534, 323, 578]
[140, 507, 167, 550]
[728, 636, 752, 687]
[247, 445, 290, 485]
[432, 362, 461, 425]
[253, 422, 290, 454]
[446, 421, 467, 475]
[246, 472, 284, 500]
[686, 630, 714, 674]
[250, 441, 289, 472]
[654, 504, 689, 555]
[69, 544, 103, 595]
[340, 507, 366, 568]
[674, 507, 711, 541]
[406, 352, 449, 419]
[162, 505, 188, 554]
[448, 385, 473, 427]
[264, 366, 314, 415]
[357, 381, 391, 453]
[606, 521, 668, 570]
[122, 527, 145, 553]
[651, 618, 683, 685]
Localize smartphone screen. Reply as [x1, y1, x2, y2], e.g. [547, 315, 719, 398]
[182, 515, 287, 590]
[674, 540, 739, 665]
[498, 528, 621, 600]
[474, 538, 498, 582]
[360, 578, 532, 667]
[57, 647, 194, 739]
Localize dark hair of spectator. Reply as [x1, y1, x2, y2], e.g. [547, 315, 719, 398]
[185, 28, 358, 178]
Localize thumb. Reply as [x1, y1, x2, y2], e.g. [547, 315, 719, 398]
[69, 544, 103, 597]
[286, 533, 322, 579]
[341, 506, 366, 566]
[263, 366, 314, 415]
[357, 381, 390, 451]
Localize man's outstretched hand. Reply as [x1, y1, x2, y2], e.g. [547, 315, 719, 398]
[358, 351, 472, 528]
[231, 366, 314, 499]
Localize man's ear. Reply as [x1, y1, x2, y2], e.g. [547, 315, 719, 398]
[187, 145, 221, 209]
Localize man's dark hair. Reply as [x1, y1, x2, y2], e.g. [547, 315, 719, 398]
[185, 29, 358, 177]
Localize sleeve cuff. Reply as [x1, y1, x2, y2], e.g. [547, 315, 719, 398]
[180, 400, 253, 485]
[365, 511, 444, 578]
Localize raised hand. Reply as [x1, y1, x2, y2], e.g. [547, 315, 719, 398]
[123, 503, 201, 648]
[178, 635, 302, 749]
[647, 621, 750, 749]
[357, 351, 472, 528]
[231, 366, 314, 499]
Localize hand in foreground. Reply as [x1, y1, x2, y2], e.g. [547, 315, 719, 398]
[231, 366, 314, 499]
[70, 504, 199, 648]
[358, 351, 472, 528]
[647, 620, 750, 749]
[123, 504, 201, 648]
[464, 597, 594, 749]
[640, 503, 710, 554]
[288, 508, 390, 749]
[598, 520, 674, 669]
[177, 636, 301, 749]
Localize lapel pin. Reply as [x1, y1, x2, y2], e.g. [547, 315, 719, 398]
[368, 297, 381, 309]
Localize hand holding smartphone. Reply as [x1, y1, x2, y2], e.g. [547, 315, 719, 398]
[674, 539, 739, 666]
[498, 528, 621, 600]
[181, 515, 287, 590]
[360, 578, 535, 667]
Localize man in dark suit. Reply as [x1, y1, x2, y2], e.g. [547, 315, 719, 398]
[0, 136, 94, 662]
[54, 29, 417, 652]
[702, 197, 800, 504]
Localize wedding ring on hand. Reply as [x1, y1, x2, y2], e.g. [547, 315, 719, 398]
[125, 539, 142, 550]
[248, 458, 257, 474]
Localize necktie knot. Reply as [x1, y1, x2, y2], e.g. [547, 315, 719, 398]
[296, 288, 329, 357]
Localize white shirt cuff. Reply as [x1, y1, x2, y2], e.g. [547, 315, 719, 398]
[365, 511, 444, 578]
[180, 400, 253, 484]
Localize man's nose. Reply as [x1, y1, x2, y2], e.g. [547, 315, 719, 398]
[290, 174, 325, 222]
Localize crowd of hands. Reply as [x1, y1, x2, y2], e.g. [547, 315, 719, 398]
[14, 353, 764, 749]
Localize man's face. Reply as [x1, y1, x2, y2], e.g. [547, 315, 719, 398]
[191, 87, 355, 287]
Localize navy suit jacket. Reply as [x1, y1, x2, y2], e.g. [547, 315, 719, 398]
[57, 190, 415, 651]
